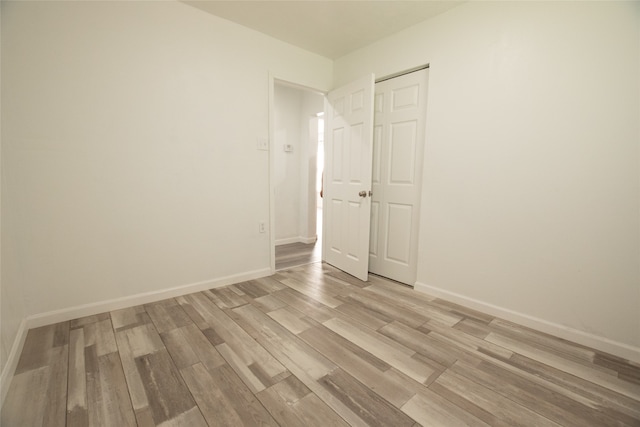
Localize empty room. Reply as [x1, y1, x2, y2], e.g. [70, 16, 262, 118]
[1, 1, 639, 426]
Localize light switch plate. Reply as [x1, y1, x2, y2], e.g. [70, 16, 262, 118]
[257, 137, 269, 151]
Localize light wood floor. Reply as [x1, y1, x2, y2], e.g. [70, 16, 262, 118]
[275, 241, 321, 270]
[3, 262, 640, 427]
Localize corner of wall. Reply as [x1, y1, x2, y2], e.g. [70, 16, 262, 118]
[0, 319, 27, 408]
[414, 281, 640, 364]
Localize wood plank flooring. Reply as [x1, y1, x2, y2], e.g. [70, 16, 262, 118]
[3, 262, 640, 426]
[275, 241, 321, 270]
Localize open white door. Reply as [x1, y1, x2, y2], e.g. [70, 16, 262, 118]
[323, 74, 375, 281]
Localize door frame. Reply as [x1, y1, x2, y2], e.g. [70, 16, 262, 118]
[268, 73, 327, 274]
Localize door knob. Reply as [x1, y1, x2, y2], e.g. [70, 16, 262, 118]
[359, 190, 367, 197]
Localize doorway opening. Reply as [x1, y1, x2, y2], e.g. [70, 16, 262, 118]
[272, 80, 324, 270]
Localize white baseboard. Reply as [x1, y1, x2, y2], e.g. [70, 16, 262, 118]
[0, 267, 271, 408]
[26, 268, 271, 329]
[414, 281, 640, 364]
[1, 319, 28, 407]
[275, 236, 317, 246]
[299, 236, 318, 244]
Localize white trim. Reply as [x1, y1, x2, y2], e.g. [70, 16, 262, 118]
[268, 72, 276, 275]
[275, 236, 317, 246]
[414, 281, 640, 364]
[299, 236, 318, 244]
[26, 268, 271, 330]
[275, 237, 301, 246]
[1, 319, 28, 407]
[1, 268, 271, 408]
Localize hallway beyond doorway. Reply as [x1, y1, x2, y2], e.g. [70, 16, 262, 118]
[276, 207, 322, 270]
[275, 240, 321, 270]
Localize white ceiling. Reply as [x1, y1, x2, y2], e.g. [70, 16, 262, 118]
[183, 1, 463, 59]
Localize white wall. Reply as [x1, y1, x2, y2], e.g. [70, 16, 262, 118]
[0, 0, 332, 375]
[274, 84, 323, 244]
[335, 1, 640, 360]
[0, 1, 28, 384]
